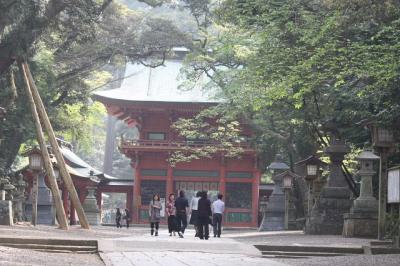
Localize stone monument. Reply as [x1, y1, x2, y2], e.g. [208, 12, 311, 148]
[259, 154, 290, 231]
[305, 138, 353, 234]
[82, 186, 101, 225]
[343, 148, 379, 237]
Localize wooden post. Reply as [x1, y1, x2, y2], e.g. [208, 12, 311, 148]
[20, 62, 69, 230]
[31, 172, 39, 226]
[23, 62, 90, 229]
[378, 151, 388, 240]
[284, 188, 289, 230]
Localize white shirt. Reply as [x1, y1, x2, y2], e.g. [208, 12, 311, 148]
[190, 196, 200, 211]
[212, 199, 225, 214]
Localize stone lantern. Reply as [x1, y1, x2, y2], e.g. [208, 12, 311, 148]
[24, 147, 43, 226]
[305, 137, 352, 235]
[343, 148, 380, 237]
[13, 173, 26, 222]
[259, 154, 290, 231]
[277, 171, 298, 230]
[295, 156, 327, 218]
[0, 172, 14, 225]
[361, 120, 397, 239]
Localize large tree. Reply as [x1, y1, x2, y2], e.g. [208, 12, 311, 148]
[172, 0, 400, 168]
[0, 0, 189, 172]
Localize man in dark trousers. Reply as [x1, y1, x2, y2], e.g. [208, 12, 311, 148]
[175, 190, 189, 238]
[212, 194, 225, 237]
[197, 191, 212, 240]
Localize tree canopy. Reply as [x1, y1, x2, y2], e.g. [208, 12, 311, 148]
[0, 0, 189, 173]
[171, 0, 400, 168]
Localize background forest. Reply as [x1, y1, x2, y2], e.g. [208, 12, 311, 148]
[1, 0, 400, 180]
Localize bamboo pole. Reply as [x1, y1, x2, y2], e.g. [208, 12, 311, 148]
[23, 62, 90, 229]
[20, 62, 69, 230]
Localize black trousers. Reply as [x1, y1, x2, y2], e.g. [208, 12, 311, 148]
[176, 212, 187, 233]
[116, 218, 121, 228]
[213, 213, 222, 237]
[198, 216, 209, 239]
[168, 215, 176, 233]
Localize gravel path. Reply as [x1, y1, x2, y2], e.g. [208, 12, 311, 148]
[0, 246, 104, 266]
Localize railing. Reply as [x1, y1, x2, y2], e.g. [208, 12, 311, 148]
[120, 139, 253, 150]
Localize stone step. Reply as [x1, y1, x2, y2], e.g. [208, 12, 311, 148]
[261, 250, 346, 257]
[254, 245, 363, 254]
[0, 243, 97, 253]
[262, 254, 315, 259]
[370, 240, 393, 246]
[371, 247, 400, 254]
[0, 237, 97, 247]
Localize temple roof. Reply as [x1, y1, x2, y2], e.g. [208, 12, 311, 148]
[93, 60, 221, 104]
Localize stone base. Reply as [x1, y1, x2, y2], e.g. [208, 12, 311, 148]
[0, 200, 13, 225]
[305, 187, 352, 235]
[85, 211, 101, 226]
[259, 193, 285, 231]
[343, 212, 378, 238]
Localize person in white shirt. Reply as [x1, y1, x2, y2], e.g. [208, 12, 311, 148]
[189, 191, 201, 237]
[212, 194, 225, 237]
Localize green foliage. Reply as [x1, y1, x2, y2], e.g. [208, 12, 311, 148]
[169, 106, 244, 166]
[177, 0, 400, 169]
[0, 0, 189, 172]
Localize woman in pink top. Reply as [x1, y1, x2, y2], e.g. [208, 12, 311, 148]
[166, 193, 177, 236]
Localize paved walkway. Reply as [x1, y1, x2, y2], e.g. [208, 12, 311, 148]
[98, 229, 286, 266]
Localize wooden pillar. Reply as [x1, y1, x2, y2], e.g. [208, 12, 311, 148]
[31, 172, 39, 226]
[20, 63, 68, 229]
[252, 170, 260, 227]
[166, 164, 173, 197]
[23, 62, 89, 229]
[62, 186, 69, 218]
[70, 200, 76, 225]
[219, 156, 226, 196]
[133, 155, 141, 223]
[79, 187, 87, 203]
[127, 190, 133, 215]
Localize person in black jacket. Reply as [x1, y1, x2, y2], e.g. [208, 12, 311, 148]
[124, 208, 130, 229]
[115, 208, 122, 228]
[175, 190, 189, 238]
[197, 191, 212, 240]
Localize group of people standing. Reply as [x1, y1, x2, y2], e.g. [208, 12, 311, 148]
[163, 190, 225, 240]
[115, 208, 130, 228]
[115, 190, 225, 239]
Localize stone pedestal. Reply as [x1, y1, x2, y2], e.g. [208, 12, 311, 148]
[305, 139, 353, 235]
[260, 187, 285, 230]
[343, 149, 379, 238]
[25, 174, 55, 225]
[0, 200, 13, 225]
[82, 187, 101, 225]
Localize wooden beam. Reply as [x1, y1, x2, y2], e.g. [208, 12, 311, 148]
[23, 62, 90, 229]
[20, 62, 69, 230]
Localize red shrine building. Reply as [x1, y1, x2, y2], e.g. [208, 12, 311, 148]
[94, 51, 260, 227]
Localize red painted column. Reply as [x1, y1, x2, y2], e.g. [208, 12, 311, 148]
[166, 164, 173, 197]
[70, 200, 76, 225]
[127, 190, 133, 216]
[62, 185, 69, 218]
[133, 156, 141, 223]
[219, 156, 226, 196]
[252, 170, 260, 227]
[79, 187, 87, 203]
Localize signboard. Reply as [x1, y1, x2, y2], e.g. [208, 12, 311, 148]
[388, 167, 400, 203]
